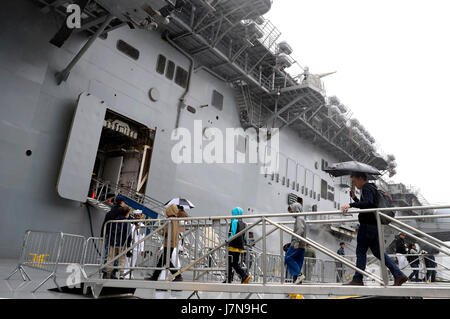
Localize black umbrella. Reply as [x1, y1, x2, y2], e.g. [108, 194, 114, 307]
[164, 198, 195, 211]
[325, 161, 381, 179]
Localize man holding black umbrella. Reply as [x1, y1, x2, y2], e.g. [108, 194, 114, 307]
[341, 172, 408, 286]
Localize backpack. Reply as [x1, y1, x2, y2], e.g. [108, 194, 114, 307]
[370, 184, 395, 224]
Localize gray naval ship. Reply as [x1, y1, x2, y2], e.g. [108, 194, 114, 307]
[1, 0, 450, 299]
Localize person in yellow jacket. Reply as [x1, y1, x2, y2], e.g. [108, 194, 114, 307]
[226, 207, 251, 284]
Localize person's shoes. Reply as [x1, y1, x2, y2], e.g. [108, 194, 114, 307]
[344, 280, 364, 286]
[394, 274, 408, 286]
[241, 276, 251, 284]
[294, 274, 305, 285]
[144, 277, 157, 281]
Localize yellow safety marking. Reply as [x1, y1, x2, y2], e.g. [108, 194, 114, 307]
[28, 253, 50, 268]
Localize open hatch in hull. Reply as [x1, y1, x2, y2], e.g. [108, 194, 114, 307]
[57, 93, 155, 203]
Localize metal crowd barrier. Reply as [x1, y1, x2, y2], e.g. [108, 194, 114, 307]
[6, 230, 87, 293]
[82, 237, 104, 267]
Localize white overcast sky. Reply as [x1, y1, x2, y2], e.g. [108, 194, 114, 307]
[267, 0, 450, 204]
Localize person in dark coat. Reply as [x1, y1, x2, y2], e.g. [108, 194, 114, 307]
[342, 172, 407, 286]
[336, 242, 345, 282]
[101, 195, 126, 237]
[423, 251, 437, 282]
[395, 233, 407, 254]
[407, 244, 420, 282]
[226, 207, 251, 284]
[101, 196, 126, 278]
[106, 206, 132, 279]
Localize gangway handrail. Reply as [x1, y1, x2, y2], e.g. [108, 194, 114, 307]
[84, 203, 450, 298]
[90, 177, 166, 213]
[379, 212, 450, 251]
[264, 218, 385, 285]
[92, 221, 169, 278]
[133, 204, 450, 222]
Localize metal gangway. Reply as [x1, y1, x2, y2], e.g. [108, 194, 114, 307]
[7, 205, 450, 298]
[87, 177, 166, 217]
[77, 204, 450, 299]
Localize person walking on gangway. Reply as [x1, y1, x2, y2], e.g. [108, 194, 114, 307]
[336, 242, 345, 282]
[423, 251, 437, 283]
[101, 196, 126, 279]
[341, 172, 408, 286]
[106, 206, 132, 279]
[226, 207, 251, 284]
[285, 197, 307, 285]
[146, 204, 183, 282]
[407, 243, 420, 282]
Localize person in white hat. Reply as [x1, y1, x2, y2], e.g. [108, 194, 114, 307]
[124, 210, 145, 279]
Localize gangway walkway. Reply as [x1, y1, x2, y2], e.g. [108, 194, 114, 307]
[7, 204, 450, 298]
[87, 178, 165, 219]
[82, 204, 450, 298]
[83, 279, 450, 299]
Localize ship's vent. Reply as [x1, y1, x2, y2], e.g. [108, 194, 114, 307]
[175, 66, 188, 88]
[156, 54, 166, 74]
[212, 90, 224, 111]
[321, 179, 328, 200]
[166, 60, 175, 80]
[117, 40, 139, 60]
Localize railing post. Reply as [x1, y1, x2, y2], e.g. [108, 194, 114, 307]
[225, 219, 229, 283]
[262, 217, 267, 285]
[193, 221, 199, 281]
[165, 221, 172, 281]
[280, 228, 285, 284]
[375, 211, 389, 286]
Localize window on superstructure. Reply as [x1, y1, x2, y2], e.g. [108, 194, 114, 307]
[212, 90, 224, 111]
[166, 60, 175, 80]
[321, 159, 329, 171]
[156, 55, 166, 74]
[321, 179, 328, 200]
[175, 66, 188, 88]
[117, 40, 140, 60]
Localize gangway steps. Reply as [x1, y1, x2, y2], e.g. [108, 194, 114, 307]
[83, 279, 450, 299]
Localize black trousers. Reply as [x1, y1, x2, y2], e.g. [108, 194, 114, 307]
[227, 251, 247, 283]
[408, 262, 420, 281]
[151, 247, 181, 280]
[426, 270, 437, 282]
